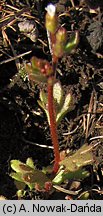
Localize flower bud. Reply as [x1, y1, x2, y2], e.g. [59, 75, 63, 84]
[45, 4, 58, 33]
[31, 57, 53, 76]
[53, 27, 67, 58]
[56, 27, 67, 43]
[40, 60, 53, 76]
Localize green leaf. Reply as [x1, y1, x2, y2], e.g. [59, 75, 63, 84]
[10, 172, 24, 182]
[38, 100, 45, 110]
[64, 31, 79, 54]
[29, 72, 47, 83]
[38, 83, 72, 125]
[52, 169, 65, 185]
[26, 64, 47, 83]
[17, 189, 26, 198]
[52, 168, 90, 185]
[53, 81, 64, 113]
[38, 90, 50, 123]
[53, 144, 96, 185]
[60, 144, 94, 172]
[26, 158, 35, 169]
[22, 170, 51, 189]
[10, 160, 34, 174]
[39, 81, 64, 113]
[39, 90, 48, 106]
[56, 93, 72, 124]
[63, 168, 90, 181]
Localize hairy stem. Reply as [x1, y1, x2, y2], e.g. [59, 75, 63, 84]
[47, 76, 60, 173]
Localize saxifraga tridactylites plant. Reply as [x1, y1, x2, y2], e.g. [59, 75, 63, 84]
[10, 4, 99, 197]
[26, 3, 79, 173]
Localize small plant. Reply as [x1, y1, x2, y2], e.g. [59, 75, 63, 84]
[10, 3, 98, 199]
[26, 3, 79, 173]
[10, 144, 97, 199]
[10, 158, 52, 198]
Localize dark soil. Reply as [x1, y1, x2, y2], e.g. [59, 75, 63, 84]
[0, 0, 103, 199]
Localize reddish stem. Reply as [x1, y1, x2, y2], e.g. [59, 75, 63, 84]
[47, 76, 60, 173]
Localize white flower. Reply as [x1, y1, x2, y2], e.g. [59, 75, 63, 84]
[45, 3, 56, 17]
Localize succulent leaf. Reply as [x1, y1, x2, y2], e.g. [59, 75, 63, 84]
[40, 90, 48, 105]
[52, 144, 96, 185]
[56, 93, 72, 125]
[60, 144, 94, 172]
[10, 172, 24, 182]
[52, 168, 90, 185]
[64, 31, 79, 54]
[53, 81, 64, 114]
[10, 160, 33, 174]
[10, 159, 51, 191]
[38, 82, 72, 125]
[26, 64, 47, 83]
[26, 158, 35, 169]
[52, 169, 65, 185]
[23, 170, 51, 188]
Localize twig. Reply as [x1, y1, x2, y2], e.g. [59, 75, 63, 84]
[5, 4, 20, 11]
[53, 185, 82, 195]
[86, 91, 94, 138]
[85, 91, 97, 138]
[0, 7, 30, 28]
[2, 29, 20, 70]
[89, 136, 103, 141]
[22, 137, 53, 149]
[0, 50, 32, 65]
[63, 125, 79, 135]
